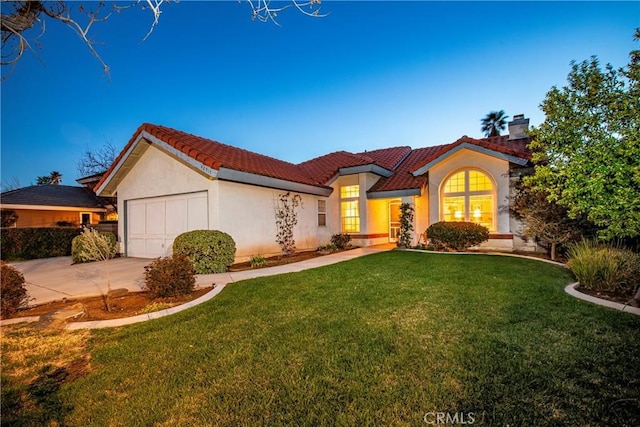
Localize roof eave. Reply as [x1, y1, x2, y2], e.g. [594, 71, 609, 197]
[367, 188, 422, 199]
[338, 164, 393, 177]
[217, 167, 333, 197]
[95, 130, 220, 196]
[0, 203, 107, 212]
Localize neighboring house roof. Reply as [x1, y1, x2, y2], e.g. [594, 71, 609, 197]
[96, 124, 532, 198]
[0, 185, 107, 210]
[76, 172, 106, 186]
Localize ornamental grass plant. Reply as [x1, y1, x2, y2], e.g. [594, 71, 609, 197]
[567, 239, 640, 297]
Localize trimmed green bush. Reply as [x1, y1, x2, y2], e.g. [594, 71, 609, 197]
[426, 221, 489, 251]
[143, 254, 196, 298]
[1, 261, 29, 318]
[0, 227, 81, 261]
[330, 233, 352, 250]
[173, 230, 236, 274]
[71, 230, 117, 264]
[567, 240, 640, 297]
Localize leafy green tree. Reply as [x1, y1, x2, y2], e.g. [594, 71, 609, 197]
[481, 110, 508, 137]
[526, 29, 640, 241]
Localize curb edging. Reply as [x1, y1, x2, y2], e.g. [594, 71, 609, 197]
[564, 282, 640, 316]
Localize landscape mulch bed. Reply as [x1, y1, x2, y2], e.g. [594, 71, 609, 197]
[11, 288, 214, 322]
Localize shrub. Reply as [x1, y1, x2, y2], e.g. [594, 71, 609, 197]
[172, 230, 236, 274]
[330, 233, 352, 250]
[1, 261, 29, 318]
[567, 240, 640, 297]
[426, 221, 489, 251]
[317, 243, 338, 252]
[250, 255, 267, 268]
[0, 227, 81, 261]
[143, 254, 196, 298]
[72, 230, 117, 263]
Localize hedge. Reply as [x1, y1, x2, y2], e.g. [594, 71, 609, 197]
[0, 227, 81, 261]
[426, 221, 489, 251]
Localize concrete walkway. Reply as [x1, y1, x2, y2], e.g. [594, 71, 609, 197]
[9, 245, 394, 308]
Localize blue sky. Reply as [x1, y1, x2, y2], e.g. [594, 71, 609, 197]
[1, 1, 638, 188]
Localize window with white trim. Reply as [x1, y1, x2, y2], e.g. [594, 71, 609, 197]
[441, 170, 495, 231]
[340, 185, 360, 233]
[317, 199, 327, 226]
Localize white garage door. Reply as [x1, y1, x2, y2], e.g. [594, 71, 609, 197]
[126, 192, 208, 258]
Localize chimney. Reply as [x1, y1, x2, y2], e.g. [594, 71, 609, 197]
[508, 114, 529, 140]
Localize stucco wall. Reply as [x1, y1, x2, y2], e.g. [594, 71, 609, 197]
[217, 181, 334, 259]
[115, 145, 215, 253]
[116, 145, 336, 260]
[11, 210, 102, 227]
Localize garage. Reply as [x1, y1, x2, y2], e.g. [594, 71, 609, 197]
[126, 191, 208, 258]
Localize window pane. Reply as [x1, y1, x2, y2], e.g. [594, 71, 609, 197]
[340, 185, 360, 198]
[342, 217, 360, 233]
[469, 170, 492, 192]
[443, 196, 465, 222]
[318, 213, 326, 227]
[341, 200, 360, 233]
[390, 203, 401, 222]
[317, 199, 326, 213]
[443, 172, 465, 194]
[470, 195, 493, 230]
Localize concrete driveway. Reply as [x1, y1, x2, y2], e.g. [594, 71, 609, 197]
[11, 257, 151, 307]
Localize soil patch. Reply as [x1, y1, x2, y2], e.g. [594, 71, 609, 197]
[575, 286, 637, 306]
[228, 249, 341, 272]
[12, 288, 213, 322]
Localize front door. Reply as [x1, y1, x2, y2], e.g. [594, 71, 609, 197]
[389, 202, 401, 242]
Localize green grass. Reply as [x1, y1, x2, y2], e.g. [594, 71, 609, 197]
[3, 251, 640, 426]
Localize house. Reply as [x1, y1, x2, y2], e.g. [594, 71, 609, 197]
[0, 185, 108, 227]
[95, 117, 535, 260]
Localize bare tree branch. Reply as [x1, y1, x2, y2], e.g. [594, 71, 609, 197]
[1, 0, 325, 79]
[77, 141, 118, 177]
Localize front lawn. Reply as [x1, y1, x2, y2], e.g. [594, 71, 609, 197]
[2, 251, 639, 426]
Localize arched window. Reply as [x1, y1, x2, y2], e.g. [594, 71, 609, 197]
[441, 169, 495, 231]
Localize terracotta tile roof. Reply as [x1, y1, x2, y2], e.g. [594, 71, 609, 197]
[409, 135, 532, 175]
[96, 123, 328, 191]
[367, 146, 444, 193]
[298, 151, 374, 184]
[1, 185, 106, 208]
[298, 146, 411, 184]
[356, 146, 412, 171]
[96, 124, 532, 195]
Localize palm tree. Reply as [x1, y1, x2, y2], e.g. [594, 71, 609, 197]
[49, 171, 62, 185]
[36, 171, 62, 185]
[481, 110, 508, 137]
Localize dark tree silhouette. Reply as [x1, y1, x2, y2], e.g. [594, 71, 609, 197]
[481, 110, 508, 137]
